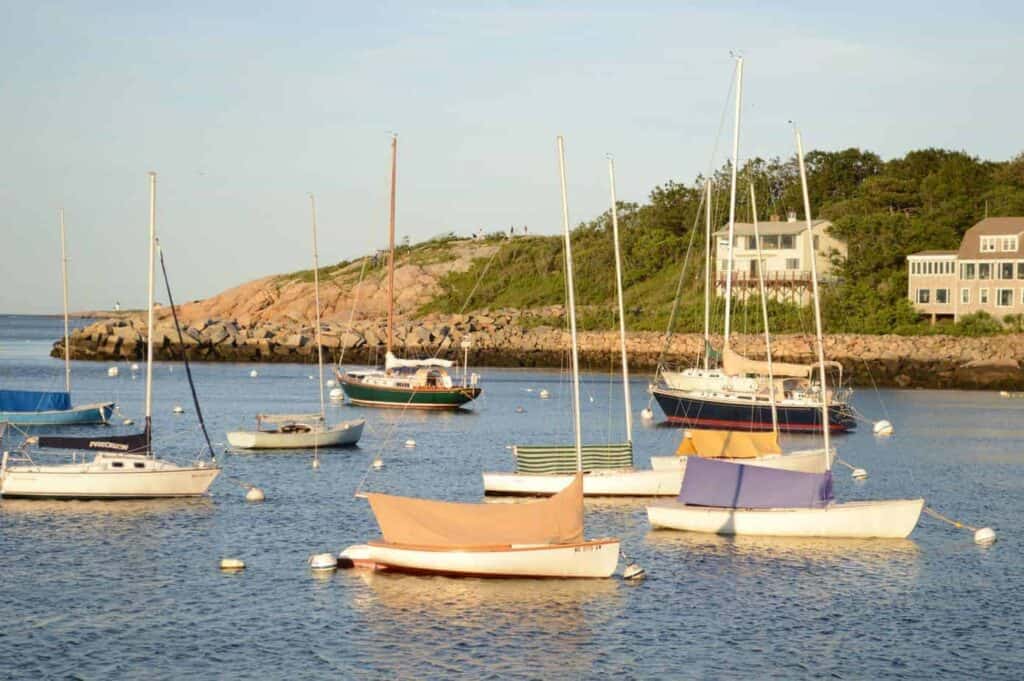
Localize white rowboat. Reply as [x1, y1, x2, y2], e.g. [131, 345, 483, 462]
[340, 539, 620, 578]
[227, 419, 364, 450]
[646, 498, 924, 539]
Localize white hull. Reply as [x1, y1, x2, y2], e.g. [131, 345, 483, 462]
[226, 419, 364, 450]
[483, 468, 682, 497]
[649, 448, 827, 474]
[646, 498, 924, 539]
[339, 539, 620, 578]
[1, 453, 220, 499]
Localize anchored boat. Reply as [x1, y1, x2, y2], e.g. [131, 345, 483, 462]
[336, 135, 482, 410]
[1, 173, 220, 499]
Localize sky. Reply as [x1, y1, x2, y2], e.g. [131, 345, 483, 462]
[2, 1, 1022, 314]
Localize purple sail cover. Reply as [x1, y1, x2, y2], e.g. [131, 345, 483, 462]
[679, 457, 833, 509]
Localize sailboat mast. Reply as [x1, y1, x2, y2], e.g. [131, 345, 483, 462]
[749, 184, 778, 434]
[145, 172, 156, 436]
[607, 157, 633, 444]
[723, 56, 744, 346]
[310, 194, 326, 420]
[795, 129, 831, 466]
[58, 208, 71, 393]
[386, 133, 398, 358]
[557, 136, 583, 470]
[703, 179, 712, 369]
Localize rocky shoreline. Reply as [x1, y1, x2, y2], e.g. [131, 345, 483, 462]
[51, 311, 1024, 390]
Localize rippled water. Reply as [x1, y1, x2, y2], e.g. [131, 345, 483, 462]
[1, 315, 1022, 679]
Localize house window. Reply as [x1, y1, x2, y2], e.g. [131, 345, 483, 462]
[962, 263, 976, 279]
[979, 263, 992, 279]
[926, 262, 933, 274]
[936, 288, 949, 304]
[1002, 236, 1018, 251]
[961, 288, 970, 304]
[720, 260, 729, 273]
[1017, 262, 1024, 279]
[980, 288, 990, 304]
[998, 288, 1014, 307]
[981, 236, 997, 252]
[761, 234, 780, 249]
[813, 235, 820, 250]
[1001, 262, 1014, 279]
[780, 234, 796, 249]
[786, 258, 799, 270]
[917, 289, 930, 304]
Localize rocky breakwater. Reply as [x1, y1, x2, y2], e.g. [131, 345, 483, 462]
[54, 311, 1024, 390]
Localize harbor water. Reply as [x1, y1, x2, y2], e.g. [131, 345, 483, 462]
[1, 315, 1022, 679]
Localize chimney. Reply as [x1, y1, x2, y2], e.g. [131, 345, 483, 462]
[786, 210, 797, 223]
[769, 214, 780, 222]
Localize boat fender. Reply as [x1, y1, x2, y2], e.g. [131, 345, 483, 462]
[974, 527, 997, 545]
[309, 553, 338, 571]
[245, 487, 265, 502]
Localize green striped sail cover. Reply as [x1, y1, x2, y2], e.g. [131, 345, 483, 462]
[513, 442, 633, 474]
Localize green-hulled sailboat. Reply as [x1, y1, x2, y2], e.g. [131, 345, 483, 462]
[336, 134, 482, 410]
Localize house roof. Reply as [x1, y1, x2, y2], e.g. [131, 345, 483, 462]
[713, 219, 828, 237]
[959, 217, 1024, 259]
[907, 250, 957, 257]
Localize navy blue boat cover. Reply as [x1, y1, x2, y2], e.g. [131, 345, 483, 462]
[37, 425, 150, 455]
[679, 456, 833, 509]
[0, 389, 71, 412]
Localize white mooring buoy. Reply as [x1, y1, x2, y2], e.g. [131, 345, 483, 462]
[312, 458, 321, 470]
[372, 458, 384, 470]
[219, 558, 245, 571]
[245, 487, 265, 502]
[309, 553, 338, 571]
[515, 406, 525, 413]
[326, 379, 337, 388]
[851, 468, 868, 480]
[172, 405, 185, 414]
[539, 389, 550, 399]
[130, 363, 140, 372]
[122, 418, 134, 426]
[404, 439, 416, 448]
[640, 407, 654, 421]
[974, 527, 997, 545]
[329, 387, 344, 401]
[250, 369, 259, 378]
[873, 420, 894, 437]
[999, 390, 1010, 398]
[107, 366, 119, 377]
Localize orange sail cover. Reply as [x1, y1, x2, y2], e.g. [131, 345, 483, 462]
[366, 474, 584, 548]
[676, 429, 782, 459]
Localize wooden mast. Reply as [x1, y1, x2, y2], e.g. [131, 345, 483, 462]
[386, 134, 398, 358]
[310, 194, 326, 421]
[556, 136, 583, 472]
[58, 208, 71, 393]
[607, 157, 633, 445]
[749, 184, 779, 435]
[795, 128, 831, 466]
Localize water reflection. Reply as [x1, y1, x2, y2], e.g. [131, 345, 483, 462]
[343, 570, 624, 677]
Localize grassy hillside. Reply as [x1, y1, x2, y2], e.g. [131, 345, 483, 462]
[421, 147, 1024, 336]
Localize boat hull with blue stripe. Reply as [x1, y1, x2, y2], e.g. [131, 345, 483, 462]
[651, 387, 855, 433]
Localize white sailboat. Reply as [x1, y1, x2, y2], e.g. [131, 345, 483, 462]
[483, 156, 683, 496]
[338, 137, 620, 577]
[227, 194, 364, 450]
[647, 121, 924, 539]
[0, 173, 220, 499]
[650, 57, 854, 433]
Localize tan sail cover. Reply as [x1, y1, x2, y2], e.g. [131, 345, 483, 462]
[366, 473, 584, 548]
[722, 344, 813, 378]
[676, 429, 782, 459]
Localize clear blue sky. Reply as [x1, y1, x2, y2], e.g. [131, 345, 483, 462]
[2, 1, 1021, 313]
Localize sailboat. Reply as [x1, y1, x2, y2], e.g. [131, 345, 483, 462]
[338, 137, 620, 577]
[336, 134, 482, 410]
[649, 58, 854, 434]
[646, 126, 924, 539]
[483, 157, 683, 496]
[227, 195, 365, 450]
[0, 173, 221, 499]
[0, 209, 116, 426]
